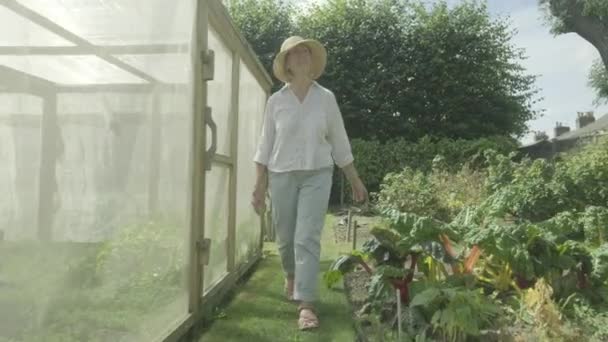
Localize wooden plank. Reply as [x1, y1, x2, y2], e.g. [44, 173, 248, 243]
[0, 44, 189, 56]
[156, 314, 195, 342]
[212, 154, 232, 167]
[159, 247, 260, 342]
[36, 93, 59, 241]
[187, 0, 208, 317]
[226, 53, 240, 272]
[148, 93, 162, 214]
[154, 314, 196, 342]
[207, 0, 273, 93]
[0, 0, 159, 83]
[56, 83, 187, 93]
[200, 251, 261, 318]
[0, 65, 55, 96]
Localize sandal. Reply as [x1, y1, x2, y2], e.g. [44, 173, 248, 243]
[298, 304, 319, 330]
[284, 278, 295, 301]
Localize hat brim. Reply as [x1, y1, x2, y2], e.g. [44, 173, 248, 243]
[273, 39, 327, 83]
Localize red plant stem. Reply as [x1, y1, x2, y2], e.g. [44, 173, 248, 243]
[394, 253, 419, 304]
[464, 245, 481, 273]
[440, 234, 457, 258]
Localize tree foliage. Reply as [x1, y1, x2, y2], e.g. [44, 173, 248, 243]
[297, 0, 539, 140]
[229, 0, 540, 141]
[541, 0, 608, 70]
[589, 59, 608, 104]
[224, 0, 295, 89]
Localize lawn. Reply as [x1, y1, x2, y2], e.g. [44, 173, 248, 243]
[200, 214, 358, 342]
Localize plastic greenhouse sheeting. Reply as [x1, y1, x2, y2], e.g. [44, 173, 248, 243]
[0, 0, 196, 341]
[0, 0, 271, 340]
[236, 60, 266, 263]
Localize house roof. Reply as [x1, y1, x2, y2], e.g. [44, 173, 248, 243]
[555, 113, 608, 141]
[519, 138, 551, 149]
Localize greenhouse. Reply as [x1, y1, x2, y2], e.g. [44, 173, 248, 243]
[0, 0, 271, 341]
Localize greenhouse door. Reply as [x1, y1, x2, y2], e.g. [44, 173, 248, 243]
[189, 0, 237, 320]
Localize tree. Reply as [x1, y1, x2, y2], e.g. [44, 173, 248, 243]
[297, 0, 539, 141]
[589, 59, 608, 104]
[541, 0, 608, 70]
[224, 0, 295, 89]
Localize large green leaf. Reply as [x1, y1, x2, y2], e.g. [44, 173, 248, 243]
[410, 287, 442, 307]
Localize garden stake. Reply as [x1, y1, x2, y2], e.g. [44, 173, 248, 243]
[347, 209, 352, 242]
[396, 288, 402, 341]
[352, 219, 357, 250]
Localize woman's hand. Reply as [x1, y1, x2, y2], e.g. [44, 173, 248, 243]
[341, 162, 368, 204]
[252, 181, 267, 215]
[252, 163, 268, 215]
[351, 177, 368, 203]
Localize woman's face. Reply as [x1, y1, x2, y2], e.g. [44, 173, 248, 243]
[286, 44, 312, 77]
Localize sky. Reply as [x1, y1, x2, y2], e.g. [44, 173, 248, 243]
[292, 0, 608, 144]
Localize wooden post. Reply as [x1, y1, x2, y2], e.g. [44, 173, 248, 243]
[37, 92, 59, 241]
[188, 0, 209, 315]
[352, 219, 358, 250]
[227, 53, 240, 272]
[346, 209, 352, 242]
[340, 172, 345, 208]
[147, 91, 161, 215]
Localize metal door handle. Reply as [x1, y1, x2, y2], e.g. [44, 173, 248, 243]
[204, 106, 217, 171]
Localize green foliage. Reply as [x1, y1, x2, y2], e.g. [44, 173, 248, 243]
[2, 218, 187, 342]
[224, 0, 295, 89]
[230, 0, 540, 141]
[563, 296, 608, 341]
[559, 138, 608, 207]
[541, 0, 608, 35]
[324, 251, 369, 289]
[479, 157, 570, 222]
[588, 60, 608, 104]
[96, 218, 186, 289]
[342, 137, 608, 339]
[409, 285, 502, 342]
[361, 135, 517, 212]
[376, 162, 487, 222]
[377, 168, 446, 220]
[307, 0, 540, 140]
[591, 244, 608, 286]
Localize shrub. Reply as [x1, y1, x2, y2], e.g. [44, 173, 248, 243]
[376, 164, 486, 222]
[331, 135, 516, 205]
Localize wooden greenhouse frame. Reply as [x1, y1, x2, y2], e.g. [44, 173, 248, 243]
[0, 0, 273, 340]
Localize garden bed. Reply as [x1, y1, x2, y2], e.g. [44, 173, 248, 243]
[327, 140, 608, 341]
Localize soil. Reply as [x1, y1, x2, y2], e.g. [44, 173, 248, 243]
[331, 209, 376, 247]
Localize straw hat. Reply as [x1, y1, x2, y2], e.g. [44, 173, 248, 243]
[272, 36, 327, 83]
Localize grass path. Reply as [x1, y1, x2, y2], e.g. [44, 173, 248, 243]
[200, 215, 356, 342]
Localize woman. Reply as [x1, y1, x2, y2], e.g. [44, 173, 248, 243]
[252, 36, 368, 330]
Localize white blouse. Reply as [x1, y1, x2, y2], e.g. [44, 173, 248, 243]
[254, 82, 354, 172]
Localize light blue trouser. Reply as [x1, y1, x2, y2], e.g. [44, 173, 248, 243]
[269, 167, 333, 303]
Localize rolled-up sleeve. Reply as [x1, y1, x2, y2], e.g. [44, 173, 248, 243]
[253, 97, 275, 165]
[326, 92, 354, 168]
